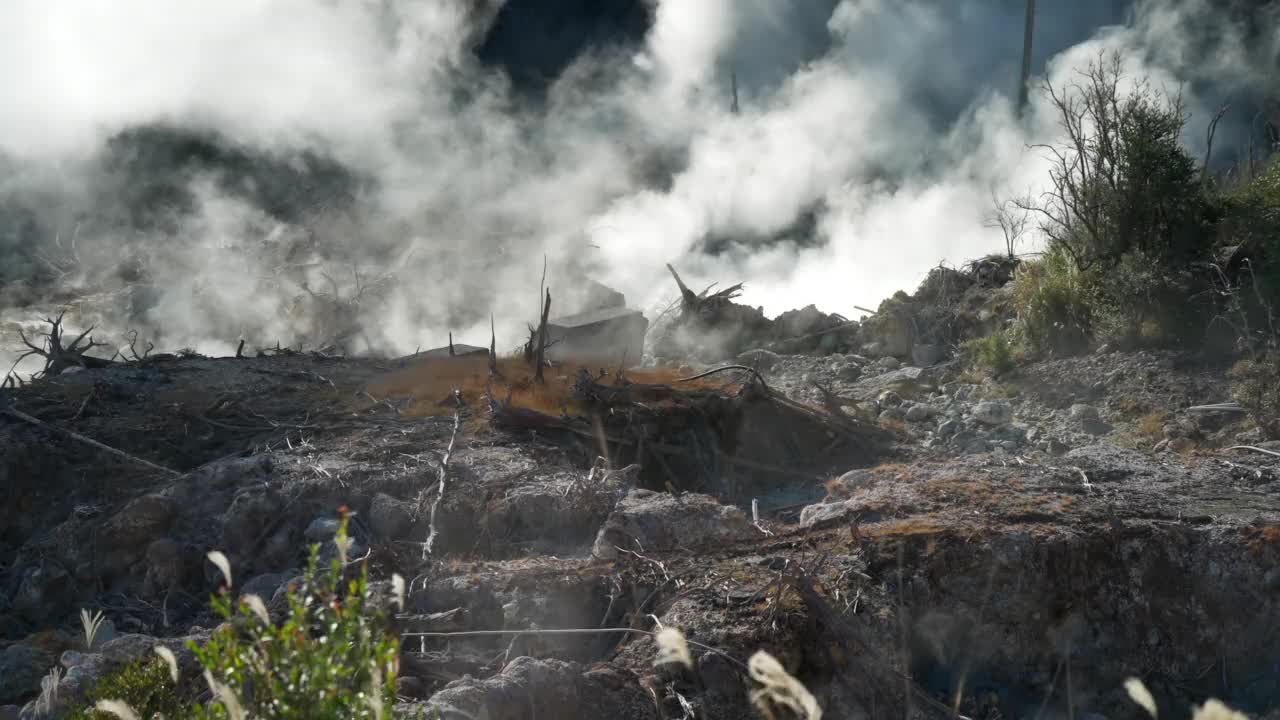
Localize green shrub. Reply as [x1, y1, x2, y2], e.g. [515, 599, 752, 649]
[962, 332, 1016, 375]
[68, 513, 402, 720]
[1229, 350, 1280, 439]
[64, 657, 183, 720]
[190, 515, 399, 720]
[1011, 248, 1094, 356]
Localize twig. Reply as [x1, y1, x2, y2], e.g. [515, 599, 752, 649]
[1, 406, 181, 477]
[1224, 445, 1280, 459]
[675, 364, 767, 386]
[534, 289, 551, 384]
[423, 392, 462, 558]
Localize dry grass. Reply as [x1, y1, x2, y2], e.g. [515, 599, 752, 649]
[360, 354, 732, 418]
[1128, 409, 1171, 447]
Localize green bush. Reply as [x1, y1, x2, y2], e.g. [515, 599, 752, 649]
[1011, 248, 1094, 356]
[962, 331, 1016, 375]
[69, 513, 403, 720]
[1229, 350, 1280, 439]
[190, 515, 399, 720]
[64, 658, 183, 720]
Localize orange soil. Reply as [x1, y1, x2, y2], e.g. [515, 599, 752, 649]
[359, 354, 734, 418]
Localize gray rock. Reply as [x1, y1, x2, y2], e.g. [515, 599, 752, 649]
[850, 366, 928, 401]
[937, 419, 961, 439]
[911, 343, 945, 367]
[905, 404, 937, 422]
[798, 499, 858, 529]
[241, 572, 287, 600]
[0, 644, 53, 703]
[1070, 404, 1100, 422]
[592, 491, 758, 560]
[878, 408, 905, 423]
[972, 401, 1013, 426]
[369, 493, 414, 540]
[304, 516, 342, 542]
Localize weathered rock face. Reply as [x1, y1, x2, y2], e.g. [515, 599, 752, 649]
[408, 656, 658, 720]
[592, 490, 760, 560]
[0, 643, 53, 703]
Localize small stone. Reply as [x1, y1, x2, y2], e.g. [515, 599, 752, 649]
[1168, 437, 1193, 453]
[1047, 438, 1070, 456]
[877, 390, 903, 408]
[878, 407, 905, 423]
[1070, 404, 1100, 422]
[1026, 427, 1041, 443]
[1153, 439, 1170, 453]
[972, 401, 1013, 426]
[936, 419, 960, 438]
[1000, 441, 1020, 453]
[905, 404, 936, 422]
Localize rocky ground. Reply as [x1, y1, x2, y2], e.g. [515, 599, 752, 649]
[1, 332, 1278, 719]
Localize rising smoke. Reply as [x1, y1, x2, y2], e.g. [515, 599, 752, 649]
[0, 0, 1276, 372]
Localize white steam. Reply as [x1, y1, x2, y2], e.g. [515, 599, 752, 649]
[0, 0, 1270, 371]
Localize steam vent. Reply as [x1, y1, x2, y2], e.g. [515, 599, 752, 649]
[4, 1, 1280, 719]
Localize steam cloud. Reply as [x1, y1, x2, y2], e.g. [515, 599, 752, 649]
[0, 0, 1275, 373]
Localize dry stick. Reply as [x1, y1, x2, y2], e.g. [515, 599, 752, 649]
[534, 289, 551, 384]
[1, 406, 181, 478]
[422, 393, 462, 559]
[489, 314, 498, 376]
[1224, 445, 1280, 459]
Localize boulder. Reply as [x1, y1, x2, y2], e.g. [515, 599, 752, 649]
[850, 366, 928, 402]
[592, 491, 758, 560]
[971, 401, 1013, 426]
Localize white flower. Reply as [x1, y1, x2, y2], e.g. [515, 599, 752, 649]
[1124, 677, 1157, 718]
[207, 550, 233, 588]
[391, 574, 406, 612]
[653, 627, 693, 669]
[94, 700, 140, 720]
[153, 645, 179, 684]
[748, 650, 823, 720]
[241, 594, 271, 625]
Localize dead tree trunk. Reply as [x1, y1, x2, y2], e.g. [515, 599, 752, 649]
[534, 289, 551, 383]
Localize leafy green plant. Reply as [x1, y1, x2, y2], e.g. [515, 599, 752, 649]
[189, 512, 400, 720]
[74, 511, 402, 720]
[1229, 349, 1280, 439]
[1011, 248, 1094, 356]
[962, 331, 1017, 375]
[64, 657, 183, 720]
